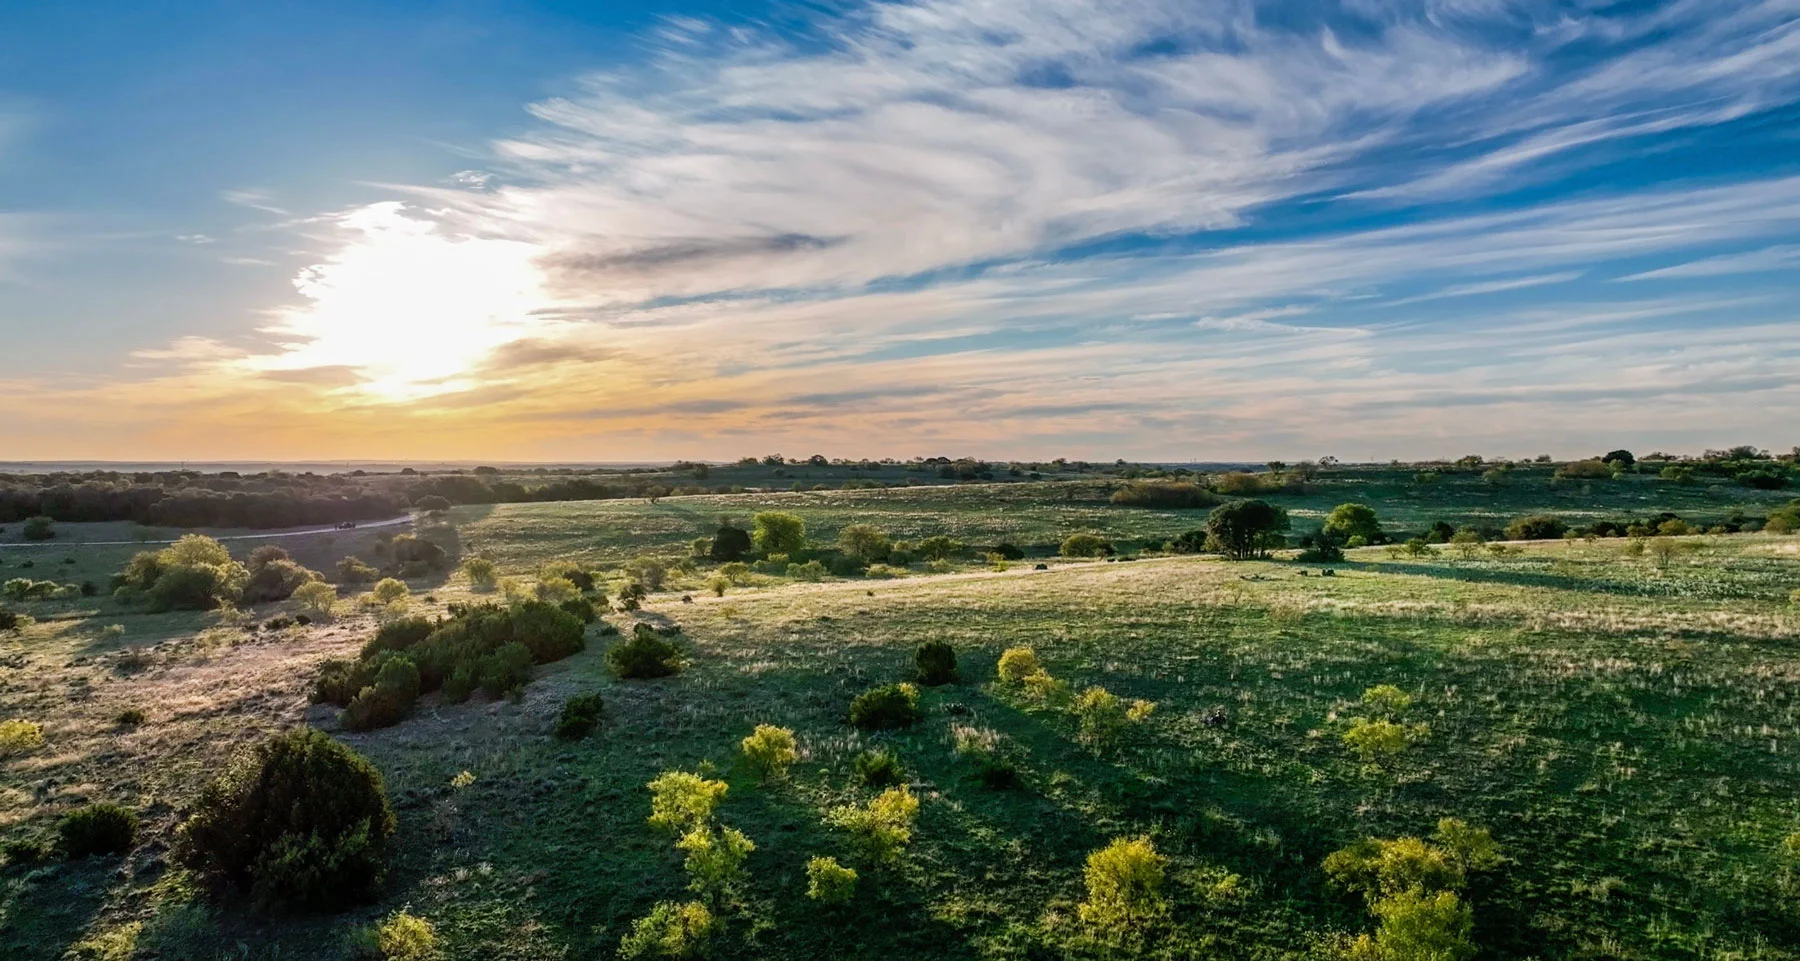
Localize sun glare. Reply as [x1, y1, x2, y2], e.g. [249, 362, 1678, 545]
[252, 203, 548, 401]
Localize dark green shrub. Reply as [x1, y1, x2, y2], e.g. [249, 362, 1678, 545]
[58, 803, 138, 857]
[476, 642, 534, 696]
[336, 556, 378, 585]
[559, 596, 598, 624]
[440, 667, 477, 704]
[242, 559, 321, 604]
[990, 542, 1025, 561]
[505, 602, 585, 662]
[0, 604, 18, 632]
[555, 693, 605, 739]
[342, 657, 420, 732]
[21, 516, 54, 541]
[3, 836, 52, 866]
[607, 624, 683, 679]
[914, 641, 957, 686]
[148, 564, 234, 612]
[1505, 514, 1567, 541]
[849, 683, 921, 730]
[1204, 500, 1289, 560]
[710, 523, 752, 562]
[853, 749, 905, 788]
[1109, 481, 1218, 509]
[114, 708, 147, 727]
[360, 617, 436, 659]
[313, 658, 374, 707]
[173, 728, 395, 911]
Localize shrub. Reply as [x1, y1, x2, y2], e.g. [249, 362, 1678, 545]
[952, 725, 1019, 789]
[917, 535, 964, 560]
[996, 646, 1042, 683]
[555, 693, 605, 740]
[646, 771, 729, 835]
[1079, 836, 1166, 929]
[148, 560, 245, 612]
[609, 624, 684, 679]
[707, 575, 730, 597]
[1555, 458, 1615, 480]
[838, 524, 891, 561]
[1022, 670, 1071, 704]
[292, 580, 338, 620]
[1324, 503, 1383, 543]
[789, 559, 826, 582]
[848, 682, 921, 730]
[1349, 889, 1476, 961]
[559, 595, 598, 623]
[853, 749, 905, 788]
[624, 556, 668, 591]
[243, 558, 322, 604]
[337, 556, 379, 585]
[354, 909, 439, 961]
[806, 856, 858, 904]
[370, 578, 410, 605]
[0, 718, 45, 755]
[21, 516, 55, 540]
[740, 724, 799, 781]
[58, 803, 138, 857]
[752, 512, 807, 554]
[677, 824, 754, 902]
[915, 640, 957, 685]
[363, 616, 435, 657]
[1343, 718, 1427, 768]
[462, 557, 497, 591]
[1109, 481, 1218, 508]
[709, 523, 752, 562]
[826, 785, 919, 864]
[1073, 686, 1155, 745]
[0, 603, 18, 632]
[413, 494, 453, 513]
[618, 901, 715, 960]
[115, 708, 147, 727]
[1205, 499, 1289, 560]
[1504, 514, 1567, 541]
[173, 728, 396, 911]
[342, 656, 422, 732]
[1060, 533, 1111, 558]
[1361, 684, 1412, 717]
[476, 642, 534, 697]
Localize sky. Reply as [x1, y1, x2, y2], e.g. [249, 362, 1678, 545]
[0, 0, 1797, 463]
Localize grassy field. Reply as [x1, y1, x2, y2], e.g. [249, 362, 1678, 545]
[3, 479, 1800, 960]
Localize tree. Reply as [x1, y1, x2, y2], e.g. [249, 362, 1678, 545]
[1602, 449, 1635, 468]
[1504, 514, 1566, 541]
[752, 512, 806, 555]
[412, 494, 452, 513]
[1204, 500, 1289, 560]
[709, 521, 751, 562]
[21, 516, 54, 541]
[1324, 503, 1383, 543]
[837, 524, 891, 562]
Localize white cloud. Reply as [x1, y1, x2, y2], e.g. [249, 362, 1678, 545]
[1615, 244, 1800, 281]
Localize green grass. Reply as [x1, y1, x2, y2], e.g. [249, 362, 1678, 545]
[2, 480, 1799, 960]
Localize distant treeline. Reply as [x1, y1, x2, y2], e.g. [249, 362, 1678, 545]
[0, 472, 408, 529]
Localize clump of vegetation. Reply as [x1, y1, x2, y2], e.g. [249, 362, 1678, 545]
[0, 602, 20, 632]
[996, 646, 1042, 683]
[292, 580, 338, 620]
[609, 623, 685, 679]
[1205, 499, 1289, 559]
[312, 601, 586, 729]
[351, 909, 439, 961]
[336, 555, 379, 585]
[1072, 686, 1155, 746]
[555, 693, 605, 740]
[0, 718, 45, 756]
[1079, 836, 1166, 930]
[1323, 503, 1384, 543]
[461, 557, 498, 591]
[1324, 819, 1501, 961]
[618, 900, 716, 960]
[1505, 513, 1567, 541]
[1109, 481, 1217, 508]
[114, 708, 147, 728]
[952, 725, 1019, 789]
[837, 523, 891, 561]
[174, 728, 396, 910]
[848, 682, 921, 730]
[21, 515, 55, 540]
[647, 771, 730, 835]
[116, 534, 249, 611]
[826, 785, 919, 865]
[739, 724, 799, 781]
[752, 511, 807, 554]
[676, 824, 755, 903]
[241, 546, 324, 603]
[806, 855, 858, 904]
[1060, 533, 1112, 558]
[57, 803, 139, 857]
[853, 749, 905, 788]
[914, 640, 957, 685]
[1342, 684, 1429, 770]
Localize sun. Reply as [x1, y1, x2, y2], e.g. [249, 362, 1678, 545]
[250, 203, 550, 401]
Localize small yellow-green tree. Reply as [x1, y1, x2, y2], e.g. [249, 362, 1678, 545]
[1078, 836, 1166, 930]
[646, 771, 729, 835]
[739, 725, 799, 782]
[805, 855, 857, 904]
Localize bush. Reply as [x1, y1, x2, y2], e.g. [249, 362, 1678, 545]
[676, 824, 754, 902]
[342, 656, 421, 732]
[709, 523, 752, 562]
[1324, 503, 1383, 543]
[917, 535, 964, 561]
[559, 595, 598, 623]
[1343, 718, 1428, 768]
[58, 803, 138, 857]
[827, 785, 919, 865]
[1060, 533, 1111, 558]
[538, 561, 596, 593]
[0, 603, 19, 632]
[21, 516, 55, 540]
[413, 494, 452, 513]
[853, 749, 905, 787]
[1073, 686, 1155, 745]
[115, 708, 147, 727]
[462, 557, 497, 591]
[354, 909, 439, 961]
[789, 559, 826, 581]
[838, 524, 891, 561]
[476, 642, 534, 697]
[1555, 459, 1615, 480]
[1505, 514, 1567, 541]
[0, 718, 45, 755]
[806, 856, 858, 904]
[752, 512, 807, 554]
[608, 624, 684, 679]
[1350, 889, 1476, 961]
[292, 580, 338, 620]
[619, 901, 716, 960]
[173, 728, 396, 911]
[915, 640, 957, 685]
[1109, 481, 1218, 508]
[554, 693, 605, 740]
[740, 724, 799, 781]
[996, 646, 1042, 683]
[337, 556, 379, 585]
[243, 557, 322, 604]
[848, 682, 921, 730]
[370, 578, 410, 605]
[647, 771, 729, 835]
[1079, 836, 1166, 929]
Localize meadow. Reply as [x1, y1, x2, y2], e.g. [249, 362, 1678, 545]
[2, 467, 1798, 960]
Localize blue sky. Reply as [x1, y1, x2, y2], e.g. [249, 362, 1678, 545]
[1, 0, 1796, 461]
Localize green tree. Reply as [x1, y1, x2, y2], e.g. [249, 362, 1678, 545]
[837, 524, 891, 561]
[1204, 499, 1289, 560]
[1324, 503, 1383, 543]
[752, 512, 806, 555]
